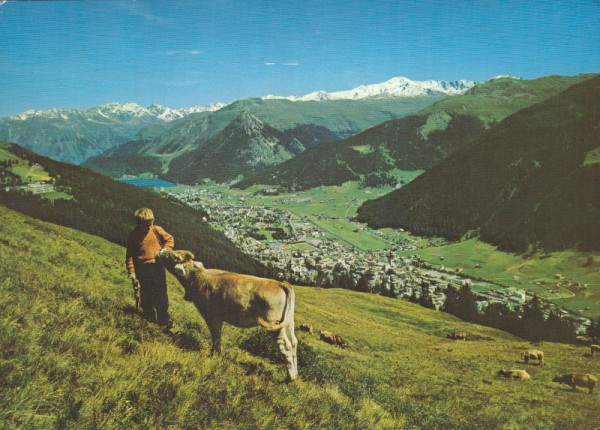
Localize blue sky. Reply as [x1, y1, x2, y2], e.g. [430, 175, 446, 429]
[0, 0, 598, 116]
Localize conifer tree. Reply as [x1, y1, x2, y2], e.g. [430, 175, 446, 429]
[418, 282, 436, 309]
[520, 294, 545, 341]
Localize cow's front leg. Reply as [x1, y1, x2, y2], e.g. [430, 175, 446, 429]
[207, 319, 223, 355]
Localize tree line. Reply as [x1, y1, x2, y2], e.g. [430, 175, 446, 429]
[409, 282, 580, 343]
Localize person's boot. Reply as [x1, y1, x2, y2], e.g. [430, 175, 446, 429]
[159, 317, 173, 334]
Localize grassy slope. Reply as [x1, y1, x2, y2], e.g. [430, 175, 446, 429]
[0, 141, 266, 277]
[2, 204, 600, 430]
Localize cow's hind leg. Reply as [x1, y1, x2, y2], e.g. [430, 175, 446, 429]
[289, 321, 298, 378]
[277, 327, 297, 381]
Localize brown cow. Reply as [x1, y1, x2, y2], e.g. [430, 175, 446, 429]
[320, 331, 348, 348]
[447, 332, 467, 341]
[553, 373, 598, 394]
[497, 369, 531, 380]
[156, 249, 298, 381]
[521, 349, 545, 366]
[298, 324, 314, 335]
[591, 344, 600, 357]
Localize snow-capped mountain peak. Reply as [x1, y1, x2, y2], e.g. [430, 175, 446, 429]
[262, 76, 477, 102]
[147, 102, 228, 121]
[490, 74, 521, 80]
[8, 102, 228, 122]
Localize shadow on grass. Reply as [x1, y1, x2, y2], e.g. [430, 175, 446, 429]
[239, 330, 340, 385]
[122, 304, 140, 316]
[514, 360, 545, 366]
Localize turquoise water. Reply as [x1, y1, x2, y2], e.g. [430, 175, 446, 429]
[121, 178, 176, 188]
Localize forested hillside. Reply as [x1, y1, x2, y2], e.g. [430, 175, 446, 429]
[0, 142, 267, 276]
[357, 75, 600, 252]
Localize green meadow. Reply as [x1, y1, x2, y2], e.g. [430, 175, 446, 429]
[2, 204, 600, 429]
[406, 239, 600, 318]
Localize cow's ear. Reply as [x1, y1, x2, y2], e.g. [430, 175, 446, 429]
[194, 261, 204, 269]
[182, 251, 195, 261]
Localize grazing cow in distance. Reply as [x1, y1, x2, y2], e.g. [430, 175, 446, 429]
[156, 249, 298, 381]
[553, 373, 598, 394]
[497, 369, 531, 380]
[575, 336, 600, 346]
[447, 332, 467, 341]
[298, 324, 314, 335]
[591, 344, 600, 357]
[521, 349, 545, 366]
[320, 331, 348, 348]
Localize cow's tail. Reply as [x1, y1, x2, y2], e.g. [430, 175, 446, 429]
[258, 282, 295, 332]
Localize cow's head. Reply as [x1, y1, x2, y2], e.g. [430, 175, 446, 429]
[156, 249, 201, 277]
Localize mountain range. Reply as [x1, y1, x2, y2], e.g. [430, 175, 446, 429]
[0, 76, 475, 168]
[356, 74, 600, 252]
[236, 74, 594, 190]
[84, 96, 444, 179]
[0, 102, 226, 165]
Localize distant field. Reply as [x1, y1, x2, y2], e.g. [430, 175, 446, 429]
[12, 163, 51, 182]
[43, 191, 74, 201]
[0, 147, 19, 162]
[403, 238, 600, 317]
[212, 181, 398, 250]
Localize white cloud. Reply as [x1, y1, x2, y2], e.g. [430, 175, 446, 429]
[264, 62, 276, 66]
[165, 50, 203, 56]
[284, 61, 300, 66]
[114, 1, 170, 25]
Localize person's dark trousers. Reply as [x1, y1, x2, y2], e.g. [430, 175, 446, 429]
[136, 262, 171, 329]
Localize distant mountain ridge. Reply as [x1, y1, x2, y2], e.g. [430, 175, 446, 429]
[0, 102, 227, 165]
[85, 96, 443, 179]
[237, 74, 594, 190]
[262, 76, 476, 101]
[0, 75, 473, 167]
[7, 101, 227, 123]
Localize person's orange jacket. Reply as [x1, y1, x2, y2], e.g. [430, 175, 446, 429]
[126, 225, 174, 275]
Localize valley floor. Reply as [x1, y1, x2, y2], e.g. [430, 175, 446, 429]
[163, 181, 600, 320]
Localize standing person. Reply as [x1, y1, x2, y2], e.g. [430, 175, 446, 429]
[126, 208, 174, 333]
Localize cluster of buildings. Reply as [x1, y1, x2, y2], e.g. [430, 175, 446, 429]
[166, 187, 591, 331]
[169, 188, 475, 301]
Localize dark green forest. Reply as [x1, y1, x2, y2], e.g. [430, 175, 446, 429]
[358, 75, 600, 253]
